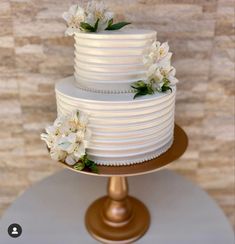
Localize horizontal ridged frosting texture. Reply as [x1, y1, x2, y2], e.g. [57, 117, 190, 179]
[74, 29, 156, 93]
[55, 77, 175, 165]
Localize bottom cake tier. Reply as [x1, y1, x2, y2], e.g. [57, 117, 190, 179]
[55, 76, 176, 166]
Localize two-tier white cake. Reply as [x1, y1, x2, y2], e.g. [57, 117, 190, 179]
[41, 1, 178, 169]
[56, 29, 176, 166]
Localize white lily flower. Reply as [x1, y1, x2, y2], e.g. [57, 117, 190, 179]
[157, 52, 172, 68]
[153, 81, 165, 90]
[84, 128, 92, 141]
[65, 154, 79, 165]
[50, 148, 67, 162]
[74, 142, 86, 159]
[168, 67, 178, 85]
[45, 125, 57, 135]
[62, 4, 86, 35]
[78, 111, 89, 127]
[41, 132, 56, 149]
[41, 109, 91, 167]
[168, 75, 179, 85]
[144, 41, 171, 67]
[76, 130, 85, 141]
[86, 0, 114, 31]
[54, 115, 67, 128]
[158, 42, 169, 59]
[153, 68, 164, 83]
[57, 133, 77, 154]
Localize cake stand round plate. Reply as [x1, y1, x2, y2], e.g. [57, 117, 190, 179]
[60, 124, 188, 177]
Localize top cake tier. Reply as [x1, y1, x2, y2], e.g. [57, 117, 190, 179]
[74, 29, 156, 93]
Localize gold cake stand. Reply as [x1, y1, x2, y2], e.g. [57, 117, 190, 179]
[60, 124, 188, 243]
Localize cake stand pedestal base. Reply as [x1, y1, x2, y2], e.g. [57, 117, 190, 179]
[85, 176, 150, 243]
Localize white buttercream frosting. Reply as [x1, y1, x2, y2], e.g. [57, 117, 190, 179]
[55, 76, 175, 165]
[74, 29, 157, 93]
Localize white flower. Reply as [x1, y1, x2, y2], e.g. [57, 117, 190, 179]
[50, 148, 67, 162]
[86, 0, 114, 31]
[40, 110, 92, 166]
[146, 63, 158, 79]
[40, 125, 60, 148]
[62, 4, 86, 35]
[144, 41, 172, 67]
[167, 67, 179, 85]
[74, 141, 86, 159]
[54, 115, 67, 128]
[65, 154, 80, 166]
[78, 111, 89, 127]
[148, 65, 163, 84]
[143, 39, 178, 88]
[158, 42, 169, 59]
[157, 52, 172, 68]
[57, 133, 77, 154]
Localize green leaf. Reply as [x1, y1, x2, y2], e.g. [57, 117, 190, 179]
[74, 162, 85, 171]
[133, 91, 146, 99]
[82, 154, 99, 173]
[106, 22, 131, 30]
[161, 85, 172, 92]
[107, 18, 113, 28]
[80, 22, 95, 32]
[89, 163, 98, 174]
[147, 84, 154, 94]
[73, 154, 98, 173]
[94, 19, 100, 32]
[131, 80, 147, 89]
[131, 80, 155, 99]
[162, 77, 170, 86]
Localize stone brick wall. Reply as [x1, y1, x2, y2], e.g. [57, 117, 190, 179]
[0, 0, 234, 228]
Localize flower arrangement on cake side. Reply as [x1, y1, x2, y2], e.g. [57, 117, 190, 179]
[62, 0, 131, 35]
[131, 41, 178, 99]
[41, 110, 98, 173]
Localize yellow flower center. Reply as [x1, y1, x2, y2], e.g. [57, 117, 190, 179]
[159, 48, 164, 56]
[68, 16, 83, 28]
[95, 10, 105, 20]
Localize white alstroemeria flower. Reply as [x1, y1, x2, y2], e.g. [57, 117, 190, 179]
[45, 125, 58, 135]
[143, 41, 157, 66]
[157, 52, 172, 68]
[68, 110, 89, 131]
[146, 63, 163, 82]
[85, 128, 92, 141]
[153, 68, 164, 83]
[54, 115, 67, 128]
[41, 132, 57, 149]
[78, 111, 89, 128]
[57, 133, 77, 154]
[167, 67, 179, 85]
[144, 41, 171, 67]
[153, 81, 165, 91]
[159, 66, 178, 85]
[41, 110, 92, 167]
[147, 63, 157, 78]
[73, 142, 86, 159]
[86, 0, 114, 31]
[62, 4, 86, 35]
[65, 154, 80, 166]
[158, 42, 169, 59]
[50, 148, 67, 162]
[40, 125, 61, 148]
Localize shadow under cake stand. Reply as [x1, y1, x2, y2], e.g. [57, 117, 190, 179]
[60, 124, 188, 243]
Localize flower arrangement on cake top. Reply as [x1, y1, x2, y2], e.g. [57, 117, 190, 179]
[131, 41, 178, 99]
[41, 110, 98, 173]
[62, 0, 131, 35]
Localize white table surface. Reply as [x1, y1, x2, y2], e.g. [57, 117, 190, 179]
[0, 169, 234, 244]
